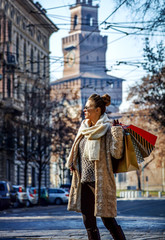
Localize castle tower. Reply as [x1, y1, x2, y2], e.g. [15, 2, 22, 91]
[51, 0, 123, 113]
[63, 0, 107, 78]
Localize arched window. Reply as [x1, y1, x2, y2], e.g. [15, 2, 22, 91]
[17, 76, 21, 99]
[86, 14, 93, 26]
[16, 35, 19, 63]
[31, 48, 33, 73]
[7, 76, 11, 97]
[43, 56, 46, 78]
[37, 52, 40, 75]
[90, 17, 93, 26]
[8, 20, 12, 42]
[73, 15, 78, 29]
[17, 165, 20, 185]
[23, 42, 26, 69]
[86, 14, 91, 26]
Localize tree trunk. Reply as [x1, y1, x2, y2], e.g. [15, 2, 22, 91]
[136, 170, 141, 190]
[38, 134, 42, 205]
[38, 165, 42, 205]
[24, 133, 28, 189]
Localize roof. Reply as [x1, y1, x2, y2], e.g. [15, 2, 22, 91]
[17, 0, 58, 34]
[51, 72, 125, 85]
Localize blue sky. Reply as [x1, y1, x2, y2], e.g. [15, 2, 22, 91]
[38, 0, 156, 111]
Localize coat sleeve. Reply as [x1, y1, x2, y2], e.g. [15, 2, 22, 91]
[110, 126, 124, 159]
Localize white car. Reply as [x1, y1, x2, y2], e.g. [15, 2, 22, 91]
[26, 187, 38, 207]
[48, 188, 69, 205]
[12, 185, 28, 207]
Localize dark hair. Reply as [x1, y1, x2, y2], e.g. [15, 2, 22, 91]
[88, 94, 111, 115]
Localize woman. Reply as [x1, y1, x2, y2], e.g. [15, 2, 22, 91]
[66, 94, 126, 240]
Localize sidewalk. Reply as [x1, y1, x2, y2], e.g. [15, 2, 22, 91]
[1, 229, 164, 240]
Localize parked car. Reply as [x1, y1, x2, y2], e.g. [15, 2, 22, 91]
[12, 185, 28, 207]
[60, 184, 71, 193]
[48, 188, 69, 205]
[0, 181, 11, 210]
[26, 187, 38, 207]
[31, 187, 49, 206]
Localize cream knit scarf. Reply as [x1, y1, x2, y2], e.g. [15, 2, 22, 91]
[66, 113, 110, 168]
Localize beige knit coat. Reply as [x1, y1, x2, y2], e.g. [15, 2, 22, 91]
[67, 125, 123, 218]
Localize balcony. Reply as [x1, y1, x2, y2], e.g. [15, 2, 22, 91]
[0, 97, 24, 115]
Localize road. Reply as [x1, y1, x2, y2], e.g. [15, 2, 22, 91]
[0, 199, 165, 240]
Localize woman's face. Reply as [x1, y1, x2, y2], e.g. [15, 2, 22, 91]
[83, 100, 101, 122]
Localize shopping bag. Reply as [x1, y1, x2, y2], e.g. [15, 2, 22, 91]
[112, 132, 139, 173]
[122, 124, 157, 158]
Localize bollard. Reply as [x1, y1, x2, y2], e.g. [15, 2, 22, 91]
[121, 191, 125, 198]
[131, 191, 135, 198]
[119, 191, 123, 198]
[126, 191, 129, 198]
[128, 191, 131, 198]
[138, 191, 142, 197]
[146, 191, 149, 197]
[135, 191, 142, 198]
[158, 191, 162, 198]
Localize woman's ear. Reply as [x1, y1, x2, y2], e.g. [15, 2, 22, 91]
[96, 107, 101, 114]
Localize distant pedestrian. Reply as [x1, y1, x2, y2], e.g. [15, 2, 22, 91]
[67, 94, 126, 240]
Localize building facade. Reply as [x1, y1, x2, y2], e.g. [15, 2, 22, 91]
[50, 0, 124, 187]
[0, 0, 58, 187]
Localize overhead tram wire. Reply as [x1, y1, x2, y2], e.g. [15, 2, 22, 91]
[49, 31, 145, 73]
[38, 0, 127, 68]
[44, 0, 100, 11]
[73, 17, 165, 64]
[68, 0, 127, 51]
[49, 27, 148, 75]
[74, 28, 143, 62]
[43, 1, 131, 70]
[28, 2, 161, 76]
[55, 0, 128, 65]
[49, 25, 160, 74]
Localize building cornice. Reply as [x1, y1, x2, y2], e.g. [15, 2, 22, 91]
[14, 0, 58, 34]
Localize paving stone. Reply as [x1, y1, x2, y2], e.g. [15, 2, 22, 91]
[7, 229, 164, 240]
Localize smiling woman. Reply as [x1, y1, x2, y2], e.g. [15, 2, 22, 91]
[83, 94, 111, 126]
[66, 93, 126, 240]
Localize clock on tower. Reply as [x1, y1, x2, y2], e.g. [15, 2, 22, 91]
[62, 0, 106, 78]
[67, 50, 75, 67]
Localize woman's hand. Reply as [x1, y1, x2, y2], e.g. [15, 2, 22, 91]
[113, 119, 120, 126]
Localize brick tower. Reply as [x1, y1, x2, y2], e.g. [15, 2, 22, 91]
[51, 0, 123, 114]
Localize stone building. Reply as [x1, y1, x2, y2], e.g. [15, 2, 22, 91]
[50, 0, 124, 187]
[0, 0, 58, 187]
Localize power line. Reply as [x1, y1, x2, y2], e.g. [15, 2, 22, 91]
[63, 0, 127, 60]
[44, 0, 100, 10]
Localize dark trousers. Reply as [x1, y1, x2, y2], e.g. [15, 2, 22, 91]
[81, 182, 118, 231]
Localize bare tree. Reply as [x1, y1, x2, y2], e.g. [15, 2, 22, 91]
[12, 80, 54, 204]
[127, 41, 165, 129]
[115, 0, 165, 32]
[51, 89, 81, 185]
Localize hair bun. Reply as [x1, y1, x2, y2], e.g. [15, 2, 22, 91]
[101, 94, 111, 106]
